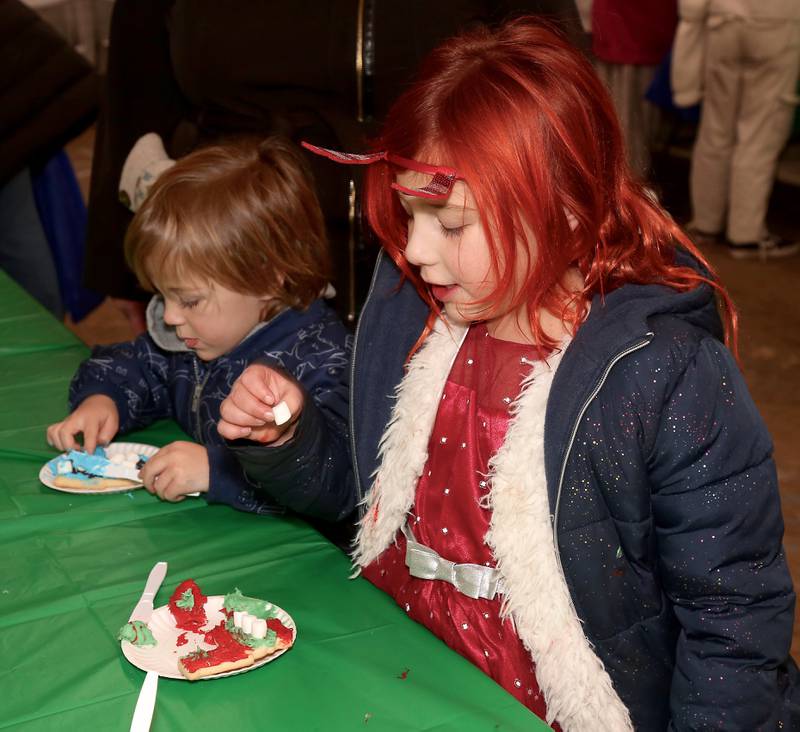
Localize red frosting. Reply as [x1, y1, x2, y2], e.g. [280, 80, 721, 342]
[180, 622, 251, 674]
[176, 632, 188, 647]
[267, 618, 293, 645]
[168, 579, 208, 631]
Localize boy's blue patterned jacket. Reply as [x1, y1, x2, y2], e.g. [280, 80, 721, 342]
[69, 297, 353, 518]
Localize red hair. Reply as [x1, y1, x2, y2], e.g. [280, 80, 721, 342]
[363, 18, 737, 355]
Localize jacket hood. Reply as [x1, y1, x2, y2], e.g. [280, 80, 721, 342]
[544, 248, 724, 503]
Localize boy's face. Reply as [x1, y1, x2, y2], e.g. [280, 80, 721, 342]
[160, 277, 269, 361]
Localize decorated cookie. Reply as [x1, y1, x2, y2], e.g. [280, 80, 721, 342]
[48, 447, 148, 489]
[177, 623, 255, 680]
[168, 579, 208, 631]
[118, 620, 157, 647]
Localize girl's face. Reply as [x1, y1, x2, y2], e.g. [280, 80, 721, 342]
[160, 276, 270, 361]
[397, 171, 534, 343]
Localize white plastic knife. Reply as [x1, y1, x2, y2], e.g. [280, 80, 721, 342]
[128, 562, 167, 732]
[129, 561, 168, 622]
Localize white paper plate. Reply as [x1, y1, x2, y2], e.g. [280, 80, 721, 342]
[39, 442, 159, 494]
[121, 595, 296, 680]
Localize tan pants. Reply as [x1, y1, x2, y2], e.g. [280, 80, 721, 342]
[690, 17, 800, 243]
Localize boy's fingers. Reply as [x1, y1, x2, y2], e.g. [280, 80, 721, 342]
[97, 415, 118, 447]
[57, 424, 80, 452]
[82, 423, 100, 455]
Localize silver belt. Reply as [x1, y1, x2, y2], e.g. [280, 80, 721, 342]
[402, 523, 504, 601]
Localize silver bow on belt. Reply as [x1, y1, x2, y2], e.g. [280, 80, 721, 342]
[403, 524, 504, 601]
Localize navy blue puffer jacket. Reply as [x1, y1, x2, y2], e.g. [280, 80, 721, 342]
[234, 251, 800, 730]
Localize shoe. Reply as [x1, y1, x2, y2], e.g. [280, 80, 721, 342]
[686, 227, 723, 246]
[726, 234, 800, 260]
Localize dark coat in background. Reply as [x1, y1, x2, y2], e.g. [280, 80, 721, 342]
[83, 0, 586, 311]
[0, 0, 99, 186]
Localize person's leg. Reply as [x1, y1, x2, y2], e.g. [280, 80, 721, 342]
[0, 168, 64, 317]
[689, 19, 743, 236]
[727, 20, 800, 246]
[595, 61, 657, 178]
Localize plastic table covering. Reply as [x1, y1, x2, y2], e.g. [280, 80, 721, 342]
[0, 272, 548, 732]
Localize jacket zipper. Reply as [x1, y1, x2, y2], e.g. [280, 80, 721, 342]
[350, 251, 386, 511]
[551, 333, 654, 576]
[191, 358, 211, 441]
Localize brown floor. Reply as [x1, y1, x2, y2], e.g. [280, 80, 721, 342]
[63, 127, 800, 654]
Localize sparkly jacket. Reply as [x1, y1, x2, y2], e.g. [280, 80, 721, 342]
[69, 297, 354, 519]
[233, 250, 799, 730]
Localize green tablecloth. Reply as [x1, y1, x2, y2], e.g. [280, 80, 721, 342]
[0, 272, 547, 731]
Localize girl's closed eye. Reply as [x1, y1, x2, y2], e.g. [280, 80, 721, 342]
[180, 297, 201, 309]
[439, 221, 465, 239]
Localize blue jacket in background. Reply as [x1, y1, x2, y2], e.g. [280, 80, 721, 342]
[234, 249, 800, 730]
[69, 297, 354, 519]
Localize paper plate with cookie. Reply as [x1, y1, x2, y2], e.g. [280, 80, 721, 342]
[119, 579, 296, 681]
[39, 442, 159, 494]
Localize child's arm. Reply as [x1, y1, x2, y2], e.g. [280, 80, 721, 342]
[67, 334, 174, 434]
[650, 337, 794, 729]
[215, 362, 355, 521]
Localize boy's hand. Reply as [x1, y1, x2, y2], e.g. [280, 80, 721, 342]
[139, 441, 209, 501]
[218, 364, 304, 444]
[46, 394, 119, 454]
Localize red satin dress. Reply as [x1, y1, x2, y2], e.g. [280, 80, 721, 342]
[362, 324, 556, 726]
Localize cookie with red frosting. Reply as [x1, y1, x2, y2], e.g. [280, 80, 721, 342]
[178, 622, 255, 680]
[168, 579, 207, 631]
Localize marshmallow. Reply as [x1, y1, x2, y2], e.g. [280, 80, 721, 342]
[251, 618, 267, 639]
[272, 401, 292, 426]
[233, 611, 243, 628]
[56, 459, 73, 474]
[241, 614, 254, 634]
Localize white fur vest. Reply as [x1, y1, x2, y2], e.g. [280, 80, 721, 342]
[352, 317, 633, 732]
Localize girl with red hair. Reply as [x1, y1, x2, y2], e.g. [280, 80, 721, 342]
[219, 17, 799, 731]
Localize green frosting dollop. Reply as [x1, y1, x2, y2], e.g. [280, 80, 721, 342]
[225, 615, 277, 648]
[175, 588, 195, 610]
[117, 620, 157, 647]
[223, 588, 277, 619]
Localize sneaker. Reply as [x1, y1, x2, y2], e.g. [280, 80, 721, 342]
[686, 227, 723, 246]
[727, 234, 800, 260]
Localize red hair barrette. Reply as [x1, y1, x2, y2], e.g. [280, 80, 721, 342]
[301, 142, 461, 201]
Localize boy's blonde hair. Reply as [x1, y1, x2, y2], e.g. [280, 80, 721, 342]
[125, 137, 330, 314]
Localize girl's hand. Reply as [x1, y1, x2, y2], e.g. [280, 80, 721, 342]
[46, 395, 119, 454]
[218, 364, 304, 445]
[139, 441, 209, 501]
